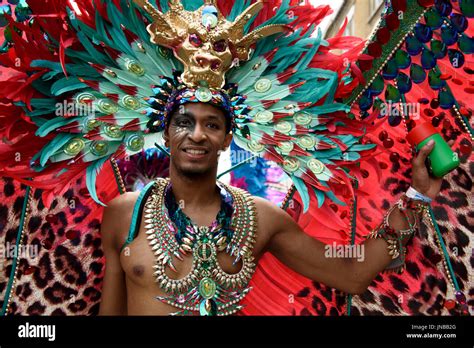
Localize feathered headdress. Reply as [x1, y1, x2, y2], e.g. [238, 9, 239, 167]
[0, 0, 375, 210]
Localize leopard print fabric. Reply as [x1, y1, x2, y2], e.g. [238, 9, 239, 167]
[0, 162, 119, 315]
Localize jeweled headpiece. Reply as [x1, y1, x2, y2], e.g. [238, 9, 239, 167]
[135, 0, 289, 89]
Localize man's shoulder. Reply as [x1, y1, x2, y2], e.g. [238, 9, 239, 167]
[101, 191, 141, 231]
[250, 195, 290, 223]
[104, 191, 141, 215]
[247, 195, 296, 249]
[251, 195, 277, 211]
[101, 191, 141, 251]
[107, 191, 141, 208]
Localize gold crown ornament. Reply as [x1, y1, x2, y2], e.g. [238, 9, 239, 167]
[133, 0, 290, 89]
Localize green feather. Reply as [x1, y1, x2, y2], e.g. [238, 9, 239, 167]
[36, 117, 81, 137]
[38, 134, 75, 167]
[312, 187, 325, 209]
[86, 156, 110, 206]
[51, 77, 88, 96]
[292, 176, 310, 213]
[228, 0, 250, 21]
[181, 0, 204, 11]
[107, 5, 137, 58]
[324, 187, 347, 207]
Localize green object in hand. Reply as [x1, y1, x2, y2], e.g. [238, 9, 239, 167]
[407, 123, 460, 178]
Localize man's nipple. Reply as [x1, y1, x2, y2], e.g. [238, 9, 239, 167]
[133, 265, 145, 277]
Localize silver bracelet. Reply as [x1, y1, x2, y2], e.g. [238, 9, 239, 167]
[406, 186, 432, 204]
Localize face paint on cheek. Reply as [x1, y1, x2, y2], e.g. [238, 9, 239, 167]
[170, 119, 195, 136]
[175, 126, 191, 135]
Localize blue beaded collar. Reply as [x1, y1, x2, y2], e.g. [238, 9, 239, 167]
[164, 181, 235, 246]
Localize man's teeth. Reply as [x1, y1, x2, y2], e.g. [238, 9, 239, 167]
[185, 149, 206, 155]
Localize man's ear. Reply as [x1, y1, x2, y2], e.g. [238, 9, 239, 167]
[163, 125, 170, 147]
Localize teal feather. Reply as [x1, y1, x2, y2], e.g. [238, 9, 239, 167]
[158, 0, 169, 12]
[310, 148, 342, 160]
[348, 143, 377, 152]
[242, 78, 290, 100]
[38, 134, 75, 167]
[107, 5, 137, 58]
[324, 188, 347, 207]
[268, 33, 306, 71]
[30, 79, 55, 98]
[94, 7, 116, 51]
[305, 103, 350, 115]
[228, 0, 250, 21]
[292, 175, 310, 213]
[36, 117, 81, 137]
[132, 42, 178, 77]
[227, 53, 269, 89]
[294, 29, 322, 71]
[127, 1, 151, 42]
[86, 156, 110, 206]
[51, 77, 87, 96]
[342, 152, 361, 161]
[25, 108, 57, 117]
[75, 30, 111, 66]
[31, 60, 99, 77]
[42, 71, 62, 81]
[64, 48, 104, 65]
[29, 98, 57, 110]
[108, 1, 133, 32]
[312, 187, 326, 209]
[253, 1, 292, 53]
[256, 0, 291, 29]
[101, 67, 153, 91]
[181, 0, 204, 11]
[243, 12, 258, 35]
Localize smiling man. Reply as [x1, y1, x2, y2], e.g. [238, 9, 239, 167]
[98, 97, 448, 316]
[92, 0, 457, 317]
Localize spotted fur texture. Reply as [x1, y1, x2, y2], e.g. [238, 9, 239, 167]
[0, 164, 119, 315]
[350, 157, 473, 316]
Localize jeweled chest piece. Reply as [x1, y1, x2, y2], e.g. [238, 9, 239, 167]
[198, 277, 218, 315]
[195, 226, 214, 260]
[194, 226, 219, 315]
[146, 178, 257, 316]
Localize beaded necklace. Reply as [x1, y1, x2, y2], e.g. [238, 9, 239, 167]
[144, 178, 257, 316]
[164, 179, 234, 249]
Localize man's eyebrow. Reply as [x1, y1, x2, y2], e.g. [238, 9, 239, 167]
[206, 115, 224, 122]
[178, 111, 224, 123]
[176, 111, 195, 118]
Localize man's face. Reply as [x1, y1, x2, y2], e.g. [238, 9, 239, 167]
[164, 102, 233, 178]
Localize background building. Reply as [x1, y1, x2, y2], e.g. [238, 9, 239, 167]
[319, 0, 385, 39]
